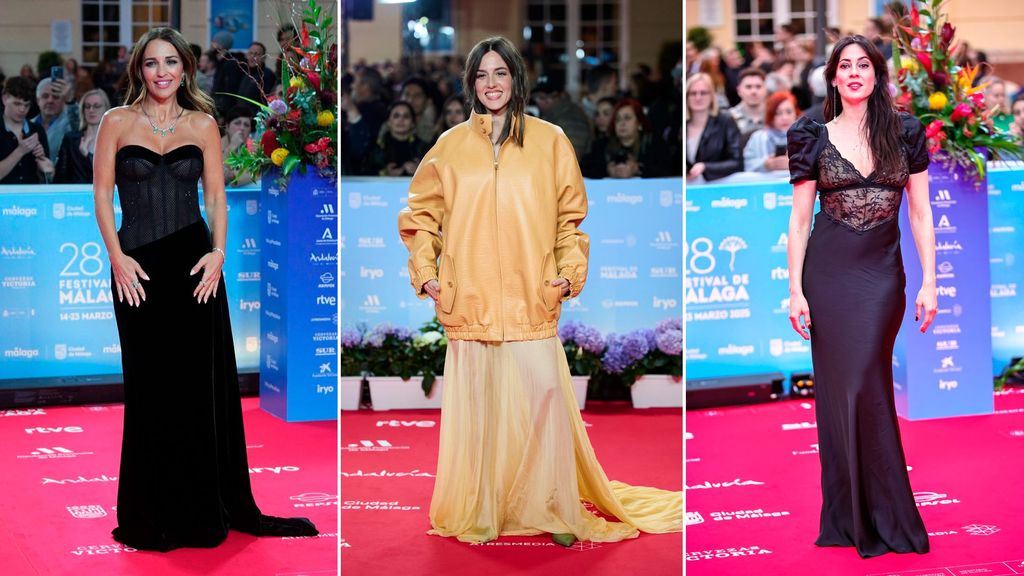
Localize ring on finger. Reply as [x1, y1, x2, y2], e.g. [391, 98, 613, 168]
[130, 280, 139, 289]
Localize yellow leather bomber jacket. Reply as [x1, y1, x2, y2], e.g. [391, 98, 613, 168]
[397, 110, 589, 341]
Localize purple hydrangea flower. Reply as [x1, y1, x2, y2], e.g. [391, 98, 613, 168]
[602, 331, 650, 374]
[341, 328, 361, 348]
[269, 98, 288, 115]
[575, 325, 606, 355]
[656, 328, 683, 356]
[558, 320, 581, 342]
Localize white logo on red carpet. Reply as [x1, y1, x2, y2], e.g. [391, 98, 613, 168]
[70, 544, 136, 556]
[914, 491, 961, 507]
[963, 524, 1000, 536]
[685, 546, 773, 561]
[342, 500, 421, 511]
[375, 419, 436, 428]
[686, 479, 765, 490]
[17, 446, 92, 459]
[791, 443, 819, 456]
[290, 493, 338, 508]
[24, 426, 83, 434]
[686, 512, 704, 525]
[709, 508, 791, 521]
[1, 408, 46, 417]
[43, 474, 117, 485]
[248, 466, 300, 474]
[341, 440, 410, 452]
[67, 505, 107, 519]
[781, 421, 816, 431]
[340, 469, 435, 478]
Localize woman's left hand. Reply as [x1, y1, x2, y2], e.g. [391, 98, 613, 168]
[190, 250, 224, 304]
[915, 284, 937, 333]
[552, 278, 570, 297]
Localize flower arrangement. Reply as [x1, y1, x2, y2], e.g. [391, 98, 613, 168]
[891, 0, 1023, 184]
[224, 0, 337, 186]
[558, 321, 607, 377]
[600, 318, 683, 386]
[339, 319, 447, 397]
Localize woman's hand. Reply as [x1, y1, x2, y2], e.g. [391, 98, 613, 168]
[687, 161, 706, 180]
[916, 284, 937, 333]
[190, 250, 224, 304]
[789, 292, 812, 340]
[422, 279, 440, 302]
[552, 278, 571, 297]
[764, 154, 788, 171]
[111, 252, 149, 307]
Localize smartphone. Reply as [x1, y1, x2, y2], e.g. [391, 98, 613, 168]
[50, 66, 64, 80]
[774, 143, 787, 157]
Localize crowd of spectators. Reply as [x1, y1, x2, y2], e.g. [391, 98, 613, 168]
[342, 44, 683, 180]
[0, 25, 298, 186]
[685, 1, 1024, 183]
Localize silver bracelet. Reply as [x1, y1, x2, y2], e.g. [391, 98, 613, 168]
[213, 247, 226, 259]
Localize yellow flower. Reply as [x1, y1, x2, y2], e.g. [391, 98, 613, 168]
[901, 59, 919, 73]
[928, 92, 948, 110]
[317, 111, 335, 127]
[271, 148, 289, 166]
[289, 77, 304, 89]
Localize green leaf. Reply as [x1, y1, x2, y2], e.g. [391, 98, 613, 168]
[282, 153, 301, 175]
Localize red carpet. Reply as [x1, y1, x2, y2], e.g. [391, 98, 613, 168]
[340, 403, 683, 575]
[0, 397, 337, 576]
[686, 388, 1024, 575]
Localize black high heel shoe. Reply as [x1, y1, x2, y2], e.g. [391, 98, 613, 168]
[236, 514, 319, 537]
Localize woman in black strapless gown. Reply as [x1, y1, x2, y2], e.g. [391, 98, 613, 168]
[786, 35, 936, 558]
[92, 27, 317, 552]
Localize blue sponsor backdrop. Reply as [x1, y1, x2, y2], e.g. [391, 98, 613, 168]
[209, 0, 255, 50]
[0, 186, 262, 385]
[687, 166, 1024, 402]
[341, 177, 683, 335]
[259, 172, 338, 422]
[894, 164, 993, 419]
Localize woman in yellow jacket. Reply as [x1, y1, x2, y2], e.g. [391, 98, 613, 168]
[398, 36, 682, 547]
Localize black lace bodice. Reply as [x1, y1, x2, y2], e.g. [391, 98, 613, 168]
[787, 113, 930, 233]
[115, 144, 204, 251]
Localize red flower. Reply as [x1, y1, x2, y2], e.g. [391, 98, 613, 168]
[301, 23, 311, 48]
[304, 137, 332, 154]
[287, 110, 301, 122]
[260, 130, 279, 157]
[926, 120, 944, 139]
[916, 52, 933, 74]
[911, 2, 920, 27]
[932, 71, 948, 90]
[951, 102, 972, 122]
[306, 71, 321, 92]
[969, 92, 984, 107]
[940, 23, 956, 47]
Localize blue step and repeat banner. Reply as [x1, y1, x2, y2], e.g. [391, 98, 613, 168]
[341, 178, 684, 336]
[0, 186, 262, 386]
[687, 166, 1024, 386]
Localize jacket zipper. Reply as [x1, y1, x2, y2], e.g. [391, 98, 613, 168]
[493, 145, 505, 340]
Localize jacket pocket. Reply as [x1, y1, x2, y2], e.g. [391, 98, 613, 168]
[438, 253, 457, 314]
[540, 252, 561, 312]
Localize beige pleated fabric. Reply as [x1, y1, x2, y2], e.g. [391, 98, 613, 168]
[428, 337, 683, 543]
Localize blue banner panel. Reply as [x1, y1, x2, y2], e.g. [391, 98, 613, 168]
[684, 180, 813, 379]
[987, 167, 1024, 376]
[259, 172, 338, 422]
[0, 186, 261, 385]
[340, 178, 683, 336]
[209, 0, 255, 50]
[894, 165, 993, 420]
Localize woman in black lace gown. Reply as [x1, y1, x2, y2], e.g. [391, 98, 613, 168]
[92, 27, 317, 552]
[786, 35, 936, 558]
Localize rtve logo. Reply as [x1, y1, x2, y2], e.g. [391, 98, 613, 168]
[25, 426, 82, 434]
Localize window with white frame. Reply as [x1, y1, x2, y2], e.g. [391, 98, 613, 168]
[81, 0, 172, 68]
[524, 0, 619, 77]
[734, 0, 835, 45]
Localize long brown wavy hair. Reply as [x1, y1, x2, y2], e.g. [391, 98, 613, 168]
[823, 35, 901, 173]
[463, 37, 528, 147]
[124, 27, 215, 116]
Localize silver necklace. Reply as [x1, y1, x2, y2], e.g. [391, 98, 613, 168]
[141, 103, 183, 137]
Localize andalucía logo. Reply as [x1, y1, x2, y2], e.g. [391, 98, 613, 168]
[686, 479, 765, 490]
[18, 446, 93, 459]
[43, 475, 117, 485]
[67, 505, 107, 519]
[341, 440, 409, 452]
[340, 469, 435, 478]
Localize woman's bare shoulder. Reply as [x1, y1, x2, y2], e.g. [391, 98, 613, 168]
[102, 106, 138, 124]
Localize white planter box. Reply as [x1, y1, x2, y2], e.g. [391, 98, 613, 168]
[340, 376, 362, 411]
[570, 376, 589, 411]
[368, 376, 444, 410]
[631, 374, 683, 408]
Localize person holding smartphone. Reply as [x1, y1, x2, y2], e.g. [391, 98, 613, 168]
[32, 67, 79, 165]
[0, 76, 53, 184]
[743, 90, 799, 173]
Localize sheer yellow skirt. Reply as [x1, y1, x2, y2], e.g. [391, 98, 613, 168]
[428, 337, 683, 543]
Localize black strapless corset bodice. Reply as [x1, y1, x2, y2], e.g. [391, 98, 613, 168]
[115, 144, 204, 252]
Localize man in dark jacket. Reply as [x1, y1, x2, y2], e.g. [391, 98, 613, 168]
[533, 72, 592, 160]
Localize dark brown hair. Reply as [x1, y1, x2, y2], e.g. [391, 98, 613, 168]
[463, 36, 527, 147]
[124, 27, 215, 116]
[2, 76, 35, 102]
[824, 35, 901, 175]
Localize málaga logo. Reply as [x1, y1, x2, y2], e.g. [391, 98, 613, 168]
[67, 505, 107, 519]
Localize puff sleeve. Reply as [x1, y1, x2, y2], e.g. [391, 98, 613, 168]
[901, 111, 930, 174]
[787, 116, 824, 184]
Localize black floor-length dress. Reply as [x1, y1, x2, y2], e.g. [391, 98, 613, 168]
[787, 113, 930, 558]
[110, 143, 316, 552]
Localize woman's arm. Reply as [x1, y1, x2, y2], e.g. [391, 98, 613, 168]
[194, 112, 228, 304]
[787, 179, 816, 339]
[397, 146, 444, 298]
[93, 108, 148, 306]
[906, 170, 937, 332]
[552, 132, 589, 300]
